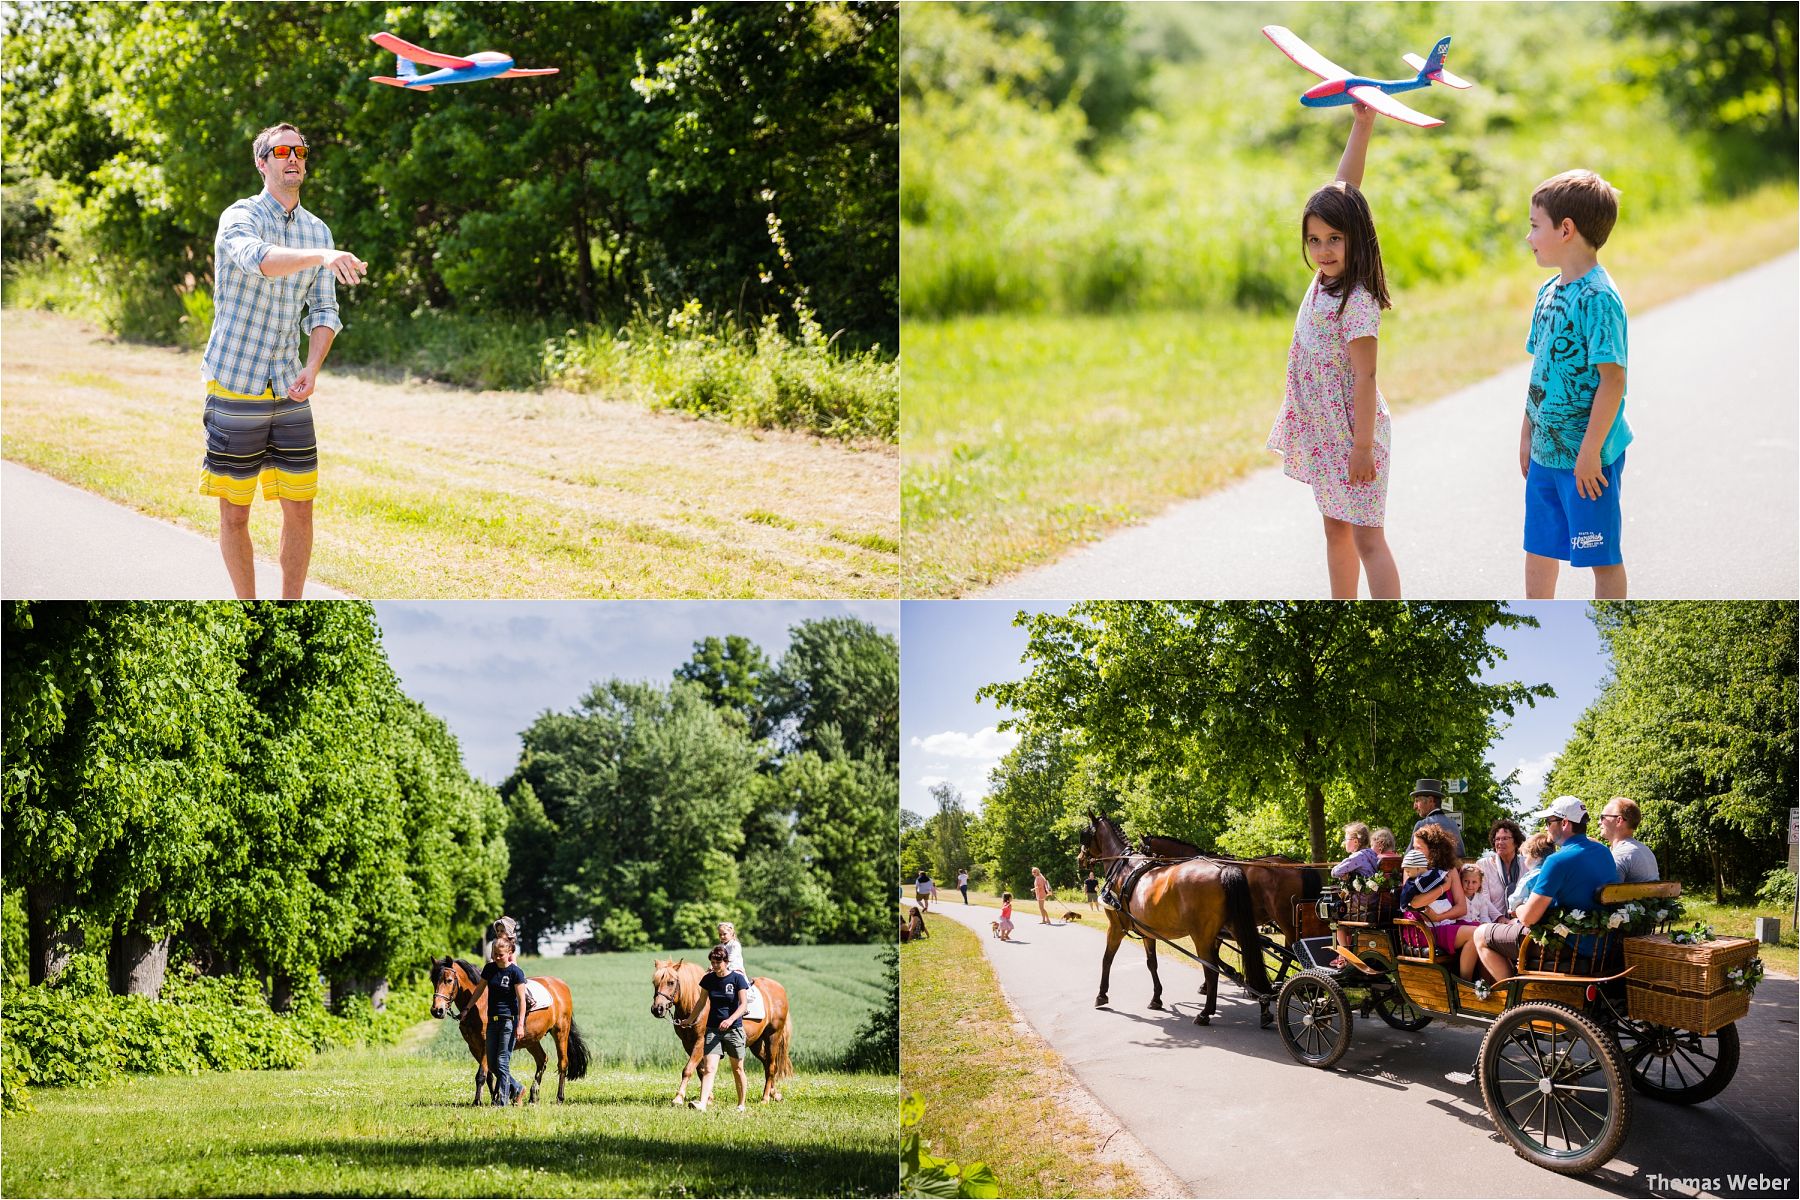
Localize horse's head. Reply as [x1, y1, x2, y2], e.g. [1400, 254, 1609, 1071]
[650, 958, 685, 1019]
[429, 957, 466, 1020]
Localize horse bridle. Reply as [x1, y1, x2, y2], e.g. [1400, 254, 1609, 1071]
[432, 963, 468, 1020]
[653, 976, 707, 1030]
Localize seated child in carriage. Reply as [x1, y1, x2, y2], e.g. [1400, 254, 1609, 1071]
[1461, 863, 1500, 924]
[1460, 831, 1557, 981]
[1328, 822, 1385, 967]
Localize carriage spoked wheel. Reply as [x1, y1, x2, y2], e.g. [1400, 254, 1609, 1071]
[1477, 1002, 1630, 1175]
[1370, 983, 1433, 1032]
[1613, 1019, 1740, 1104]
[1276, 969, 1353, 1069]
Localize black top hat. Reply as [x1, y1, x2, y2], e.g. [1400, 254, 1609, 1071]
[1411, 778, 1446, 799]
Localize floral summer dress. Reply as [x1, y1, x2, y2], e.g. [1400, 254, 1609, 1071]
[1266, 276, 1391, 527]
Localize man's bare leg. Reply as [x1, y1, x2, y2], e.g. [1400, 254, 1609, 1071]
[1524, 552, 1560, 599]
[278, 498, 313, 599]
[219, 498, 256, 599]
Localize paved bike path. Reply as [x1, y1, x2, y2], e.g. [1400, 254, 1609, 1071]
[984, 253, 1799, 599]
[2, 461, 350, 598]
[926, 899, 1797, 1198]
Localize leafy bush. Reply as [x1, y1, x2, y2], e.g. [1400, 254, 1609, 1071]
[0, 963, 429, 1112]
[901, 1092, 998, 1198]
[840, 946, 898, 1072]
[1756, 868, 1798, 909]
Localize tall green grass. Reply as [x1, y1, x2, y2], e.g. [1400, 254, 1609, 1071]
[1, 262, 896, 442]
[900, 2, 1788, 321]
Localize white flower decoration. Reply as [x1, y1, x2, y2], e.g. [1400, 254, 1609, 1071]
[1553, 923, 1572, 938]
[1570, 909, 1586, 921]
[1608, 913, 1625, 929]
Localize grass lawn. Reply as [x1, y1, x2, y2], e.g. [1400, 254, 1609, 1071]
[902, 185, 1799, 595]
[0, 311, 898, 599]
[0, 945, 896, 1198]
[1668, 895, 1798, 977]
[899, 913, 1157, 1199]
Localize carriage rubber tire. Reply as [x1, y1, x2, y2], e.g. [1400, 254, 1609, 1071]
[1276, 969, 1354, 1069]
[1618, 1020, 1740, 1105]
[1371, 986, 1433, 1032]
[1477, 1002, 1631, 1176]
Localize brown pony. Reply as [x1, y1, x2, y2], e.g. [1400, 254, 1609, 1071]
[650, 959, 794, 1105]
[1079, 813, 1273, 1027]
[429, 957, 590, 1104]
[1140, 834, 1329, 981]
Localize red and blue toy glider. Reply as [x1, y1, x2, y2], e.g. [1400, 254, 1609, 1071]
[368, 32, 559, 91]
[1262, 25, 1473, 128]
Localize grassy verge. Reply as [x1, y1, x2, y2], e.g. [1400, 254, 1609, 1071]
[1669, 896, 1798, 977]
[0, 944, 896, 1197]
[901, 185, 1798, 595]
[2, 262, 896, 443]
[0, 310, 897, 598]
[899, 913, 1156, 1198]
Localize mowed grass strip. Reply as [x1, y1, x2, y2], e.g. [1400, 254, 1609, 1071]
[1, 310, 899, 598]
[1, 944, 896, 1198]
[900, 913, 1155, 1199]
[902, 186, 1798, 596]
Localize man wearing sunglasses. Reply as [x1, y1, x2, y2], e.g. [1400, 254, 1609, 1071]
[199, 122, 368, 598]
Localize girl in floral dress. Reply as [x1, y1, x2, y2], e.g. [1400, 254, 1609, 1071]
[1266, 103, 1402, 598]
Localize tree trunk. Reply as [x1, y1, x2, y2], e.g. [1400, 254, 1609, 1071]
[269, 973, 296, 1013]
[571, 178, 596, 324]
[1711, 846, 1726, 904]
[331, 975, 390, 1013]
[1306, 779, 1327, 864]
[26, 881, 82, 986]
[108, 925, 171, 998]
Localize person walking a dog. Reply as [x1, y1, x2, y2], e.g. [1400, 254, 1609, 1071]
[1031, 867, 1052, 924]
[200, 121, 367, 598]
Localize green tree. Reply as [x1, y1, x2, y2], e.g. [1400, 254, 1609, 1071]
[1615, 1, 1797, 154]
[980, 602, 1552, 863]
[676, 634, 778, 744]
[926, 782, 973, 883]
[1547, 601, 1796, 902]
[770, 616, 899, 766]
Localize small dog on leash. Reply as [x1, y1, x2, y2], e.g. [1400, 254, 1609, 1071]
[1062, 911, 1084, 922]
[990, 920, 1001, 937]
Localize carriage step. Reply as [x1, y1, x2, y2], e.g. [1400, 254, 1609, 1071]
[1443, 1070, 1474, 1086]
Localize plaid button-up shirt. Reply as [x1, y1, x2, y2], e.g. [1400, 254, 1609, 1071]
[202, 190, 344, 396]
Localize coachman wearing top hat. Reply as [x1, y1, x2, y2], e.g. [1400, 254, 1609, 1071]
[1407, 778, 1464, 858]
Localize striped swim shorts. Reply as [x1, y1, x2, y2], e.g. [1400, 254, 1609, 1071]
[197, 379, 318, 505]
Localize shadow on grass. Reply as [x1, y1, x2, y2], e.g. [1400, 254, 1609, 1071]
[255, 1127, 891, 1195]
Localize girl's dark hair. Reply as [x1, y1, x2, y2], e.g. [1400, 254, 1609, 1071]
[1001, 891, 1012, 902]
[1301, 181, 1391, 316]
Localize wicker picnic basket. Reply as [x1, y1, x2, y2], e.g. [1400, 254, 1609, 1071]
[1622, 934, 1759, 1035]
[1622, 933, 1759, 993]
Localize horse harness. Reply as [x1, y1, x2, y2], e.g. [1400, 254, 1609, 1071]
[1087, 842, 1273, 1000]
[654, 979, 708, 1031]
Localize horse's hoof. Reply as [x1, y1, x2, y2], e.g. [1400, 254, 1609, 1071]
[1095, 996, 1108, 1008]
[1195, 1014, 1210, 1026]
[1148, 999, 1164, 1011]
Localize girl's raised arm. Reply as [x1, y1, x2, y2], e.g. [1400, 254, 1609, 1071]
[1335, 101, 1377, 189]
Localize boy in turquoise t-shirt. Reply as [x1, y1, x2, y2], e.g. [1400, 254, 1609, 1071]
[1521, 169, 1630, 599]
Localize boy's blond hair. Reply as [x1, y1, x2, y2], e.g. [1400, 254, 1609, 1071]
[1532, 169, 1620, 250]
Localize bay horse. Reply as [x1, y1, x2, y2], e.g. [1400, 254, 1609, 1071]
[650, 959, 794, 1105]
[429, 957, 591, 1104]
[1079, 813, 1274, 1027]
[1140, 834, 1329, 983]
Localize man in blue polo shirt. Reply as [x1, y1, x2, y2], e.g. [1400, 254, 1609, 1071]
[1474, 795, 1618, 982]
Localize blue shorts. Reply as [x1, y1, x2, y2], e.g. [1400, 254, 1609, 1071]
[1523, 452, 1624, 567]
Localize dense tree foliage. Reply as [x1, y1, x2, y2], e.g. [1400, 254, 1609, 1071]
[980, 602, 1550, 865]
[1, 1, 897, 348]
[1, 602, 505, 1002]
[1547, 601, 1796, 902]
[503, 616, 896, 948]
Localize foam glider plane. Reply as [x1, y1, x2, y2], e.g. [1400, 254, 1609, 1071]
[368, 32, 559, 91]
[1262, 25, 1473, 128]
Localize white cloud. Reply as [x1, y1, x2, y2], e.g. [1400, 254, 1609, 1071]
[910, 726, 1019, 760]
[1508, 751, 1559, 810]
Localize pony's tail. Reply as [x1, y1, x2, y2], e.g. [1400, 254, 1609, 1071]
[1221, 865, 1272, 1000]
[769, 1006, 794, 1083]
[564, 1019, 592, 1080]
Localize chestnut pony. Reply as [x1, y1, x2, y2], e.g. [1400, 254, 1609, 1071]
[649, 959, 794, 1105]
[429, 957, 590, 1104]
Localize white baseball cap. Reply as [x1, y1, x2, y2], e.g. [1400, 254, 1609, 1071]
[1536, 795, 1587, 824]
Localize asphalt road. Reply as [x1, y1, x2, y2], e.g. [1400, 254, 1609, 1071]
[985, 253, 1799, 600]
[2, 461, 349, 599]
[925, 899, 1798, 1199]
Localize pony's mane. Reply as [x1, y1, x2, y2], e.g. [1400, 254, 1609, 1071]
[457, 958, 484, 983]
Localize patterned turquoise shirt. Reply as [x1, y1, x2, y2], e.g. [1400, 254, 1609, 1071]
[202, 190, 343, 396]
[1524, 264, 1630, 469]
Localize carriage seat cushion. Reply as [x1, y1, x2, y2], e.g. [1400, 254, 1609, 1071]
[1596, 880, 1681, 905]
[522, 979, 553, 1013]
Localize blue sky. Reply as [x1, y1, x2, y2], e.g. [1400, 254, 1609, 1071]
[900, 601, 1611, 820]
[375, 601, 899, 785]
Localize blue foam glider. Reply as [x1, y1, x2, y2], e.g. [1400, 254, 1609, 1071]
[1262, 25, 1473, 128]
[369, 31, 559, 91]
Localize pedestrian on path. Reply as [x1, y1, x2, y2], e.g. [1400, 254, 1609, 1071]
[914, 869, 935, 913]
[200, 122, 367, 599]
[956, 869, 969, 904]
[1031, 867, 1052, 924]
[1084, 869, 1100, 911]
[1265, 102, 1401, 600]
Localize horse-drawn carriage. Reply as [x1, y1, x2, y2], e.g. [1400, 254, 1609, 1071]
[1275, 875, 1758, 1175]
[1078, 815, 1762, 1177]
